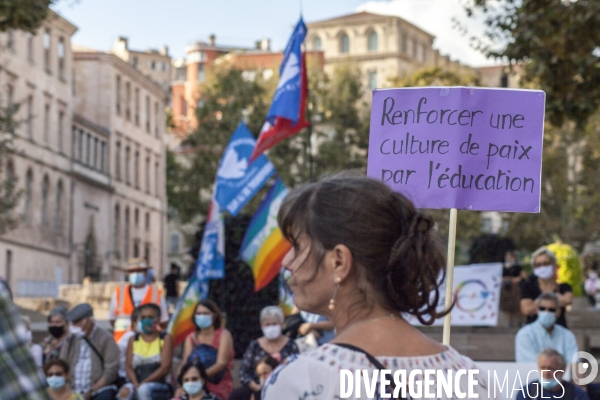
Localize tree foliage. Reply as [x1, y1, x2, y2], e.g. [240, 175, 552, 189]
[0, 0, 52, 32]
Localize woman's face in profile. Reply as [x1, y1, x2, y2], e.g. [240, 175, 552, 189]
[282, 234, 331, 314]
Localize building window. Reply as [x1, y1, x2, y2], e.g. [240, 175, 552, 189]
[24, 170, 33, 223]
[27, 32, 34, 62]
[144, 243, 150, 265]
[155, 162, 159, 198]
[54, 180, 63, 232]
[154, 102, 159, 136]
[124, 208, 130, 259]
[134, 208, 139, 228]
[125, 82, 131, 121]
[145, 157, 150, 193]
[78, 130, 84, 160]
[6, 84, 13, 109]
[7, 29, 14, 49]
[41, 175, 49, 227]
[481, 217, 492, 233]
[368, 70, 377, 91]
[115, 141, 121, 180]
[113, 204, 120, 257]
[100, 142, 106, 172]
[71, 126, 76, 158]
[368, 31, 378, 51]
[402, 34, 407, 53]
[44, 103, 50, 144]
[150, 60, 156, 70]
[43, 30, 51, 73]
[340, 33, 350, 53]
[145, 95, 150, 133]
[412, 38, 418, 59]
[145, 212, 150, 231]
[58, 111, 64, 152]
[132, 56, 138, 68]
[134, 88, 140, 126]
[5, 250, 12, 286]
[116, 75, 121, 115]
[197, 64, 205, 82]
[313, 36, 322, 50]
[58, 37, 65, 78]
[27, 96, 33, 138]
[170, 234, 180, 254]
[422, 44, 427, 62]
[134, 151, 139, 189]
[125, 146, 131, 185]
[86, 133, 91, 165]
[93, 138, 98, 168]
[5, 161, 15, 218]
[133, 240, 140, 258]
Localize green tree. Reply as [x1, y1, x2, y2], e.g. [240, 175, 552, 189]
[465, 0, 600, 251]
[0, 0, 53, 32]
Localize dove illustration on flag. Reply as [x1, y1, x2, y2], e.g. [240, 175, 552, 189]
[214, 123, 275, 216]
[250, 18, 309, 162]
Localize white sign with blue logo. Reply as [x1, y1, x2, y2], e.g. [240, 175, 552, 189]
[214, 123, 275, 216]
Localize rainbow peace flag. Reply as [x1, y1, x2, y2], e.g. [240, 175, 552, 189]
[167, 277, 208, 347]
[240, 178, 291, 292]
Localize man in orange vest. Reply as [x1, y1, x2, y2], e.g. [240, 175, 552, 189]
[108, 258, 169, 342]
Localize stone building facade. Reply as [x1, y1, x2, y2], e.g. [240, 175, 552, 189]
[0, 11, 78, 295]
[73, 50, 168, 281]
[0, 12, 168, 295]
[306, 11, 472, 91]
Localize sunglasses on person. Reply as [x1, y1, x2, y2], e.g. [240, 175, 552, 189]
[538, 306, 557, 312]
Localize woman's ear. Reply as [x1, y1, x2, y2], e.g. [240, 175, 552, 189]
[326, 244, 353, 282]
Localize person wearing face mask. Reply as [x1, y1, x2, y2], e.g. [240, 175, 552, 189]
[43, 306, 70, 363]
[44, 359, 84, 400]
[515, 293, 579, 364]
[60, 303, 120, 400]
[109, 258, 169, 342]
[173, 360, 220, 400]
[584, 266, 600, 309]
[22, 315, 44, 368]
[516, 348, 589, 400]
[520, 247, 573, 328]
[180, 299, 234, 400]
[117, 304, 173, 400]
[229, 306, 299, 400]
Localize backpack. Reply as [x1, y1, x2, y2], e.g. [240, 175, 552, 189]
[187, 337, 225, 384]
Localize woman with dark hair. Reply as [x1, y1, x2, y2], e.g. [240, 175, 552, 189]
[262, 175, 498, 399]
[181, 299, 233, 400]
[172, 360, 220, 400]
[118, 303, 173, 400]
[43, 359, 83, 400]
[42, 306, 70, 363]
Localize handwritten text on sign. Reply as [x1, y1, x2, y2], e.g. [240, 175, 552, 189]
[366, 87, 545, 212]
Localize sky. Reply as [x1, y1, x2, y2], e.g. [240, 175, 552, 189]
[52, 0, 497, 67]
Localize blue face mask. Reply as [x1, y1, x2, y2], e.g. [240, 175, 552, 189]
[194, 315, 213, 329]
[129, 272, 145, 286]
[183, 381, 204, 395]
[537, 311, 556, 328]
[46, 376, 66, 390]
[541, 377, 560, 390]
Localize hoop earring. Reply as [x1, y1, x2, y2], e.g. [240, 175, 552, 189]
[329, 277, 342, 310]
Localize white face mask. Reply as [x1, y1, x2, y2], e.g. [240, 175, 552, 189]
[24, 330, 32, 344]
[534, 265, 554, 280]
[69, 324, 84, 337]
[262, 325, 281, 340]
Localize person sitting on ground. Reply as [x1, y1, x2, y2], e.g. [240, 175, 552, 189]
[60, 303, 120, 400]
[261, 174, 499, 399]
[42, 306, 70, 363]
[172, 360, 220, 400]
[520, 246, 573, 328]
[118, 303, 173, 400]
[250, 356, 279, 400]
[516, 348, 589, 400]
[181, 299, 234, 400]
[44, 358, 84, 400]
[117, 308, 141, 384]
[230, 306, 299, 400]
[22, 315, 44, 368]
[515, 292, 579, 364]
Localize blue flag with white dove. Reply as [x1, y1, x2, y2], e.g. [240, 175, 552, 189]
[214, 123, 275, 216]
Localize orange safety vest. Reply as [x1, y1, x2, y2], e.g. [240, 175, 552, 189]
[113, 284, 162, 342]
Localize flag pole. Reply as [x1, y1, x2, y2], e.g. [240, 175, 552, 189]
[442, 207, 458, 346]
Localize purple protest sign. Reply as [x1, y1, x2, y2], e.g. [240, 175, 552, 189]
[367, 87, 545, 212]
